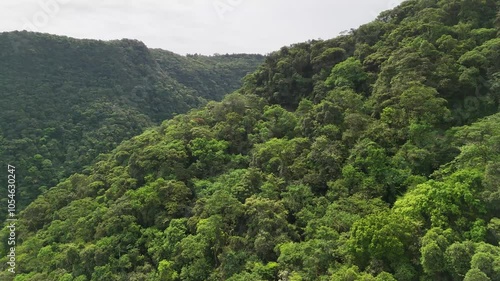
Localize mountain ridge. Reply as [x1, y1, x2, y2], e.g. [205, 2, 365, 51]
[0, 30, 264, 213]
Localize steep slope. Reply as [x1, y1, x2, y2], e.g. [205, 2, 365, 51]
[151, 50, 265, 101]
[2, 0, 499, 280]
[0, 31, 263, 212]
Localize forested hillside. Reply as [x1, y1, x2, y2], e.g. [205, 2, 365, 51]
[0, 31, 263, 213]
[1, 0, 500, 280]
[151, 50, 265, 102]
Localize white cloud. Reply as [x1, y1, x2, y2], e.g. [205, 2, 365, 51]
[0, 0, 405, 55]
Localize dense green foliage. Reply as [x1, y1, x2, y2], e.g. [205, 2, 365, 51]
[0, 31, 263, 213]
[151, 50, 265, 101]
[2, 0, 500, 279]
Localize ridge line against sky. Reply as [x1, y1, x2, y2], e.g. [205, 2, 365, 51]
[1, 0, 405, 55]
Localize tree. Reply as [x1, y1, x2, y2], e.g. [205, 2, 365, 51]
[189, 137, 230, 176]
[445, 241, 475, 279]
[464, 268, 491, 281]
[325, 57, 368, 92]
[348, 211, 419, 275]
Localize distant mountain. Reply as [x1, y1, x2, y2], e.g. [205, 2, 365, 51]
[0, 31, 264, 212]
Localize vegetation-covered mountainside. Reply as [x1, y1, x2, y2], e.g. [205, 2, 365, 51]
[151, 50, 266, 102]
[1, 0, 500, 280]
[0, 31, 263, 212]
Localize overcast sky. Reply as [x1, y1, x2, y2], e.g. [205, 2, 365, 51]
[0, 0, 404, 55]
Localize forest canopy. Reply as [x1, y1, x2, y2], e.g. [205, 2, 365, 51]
[1, 0, 500, 280]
